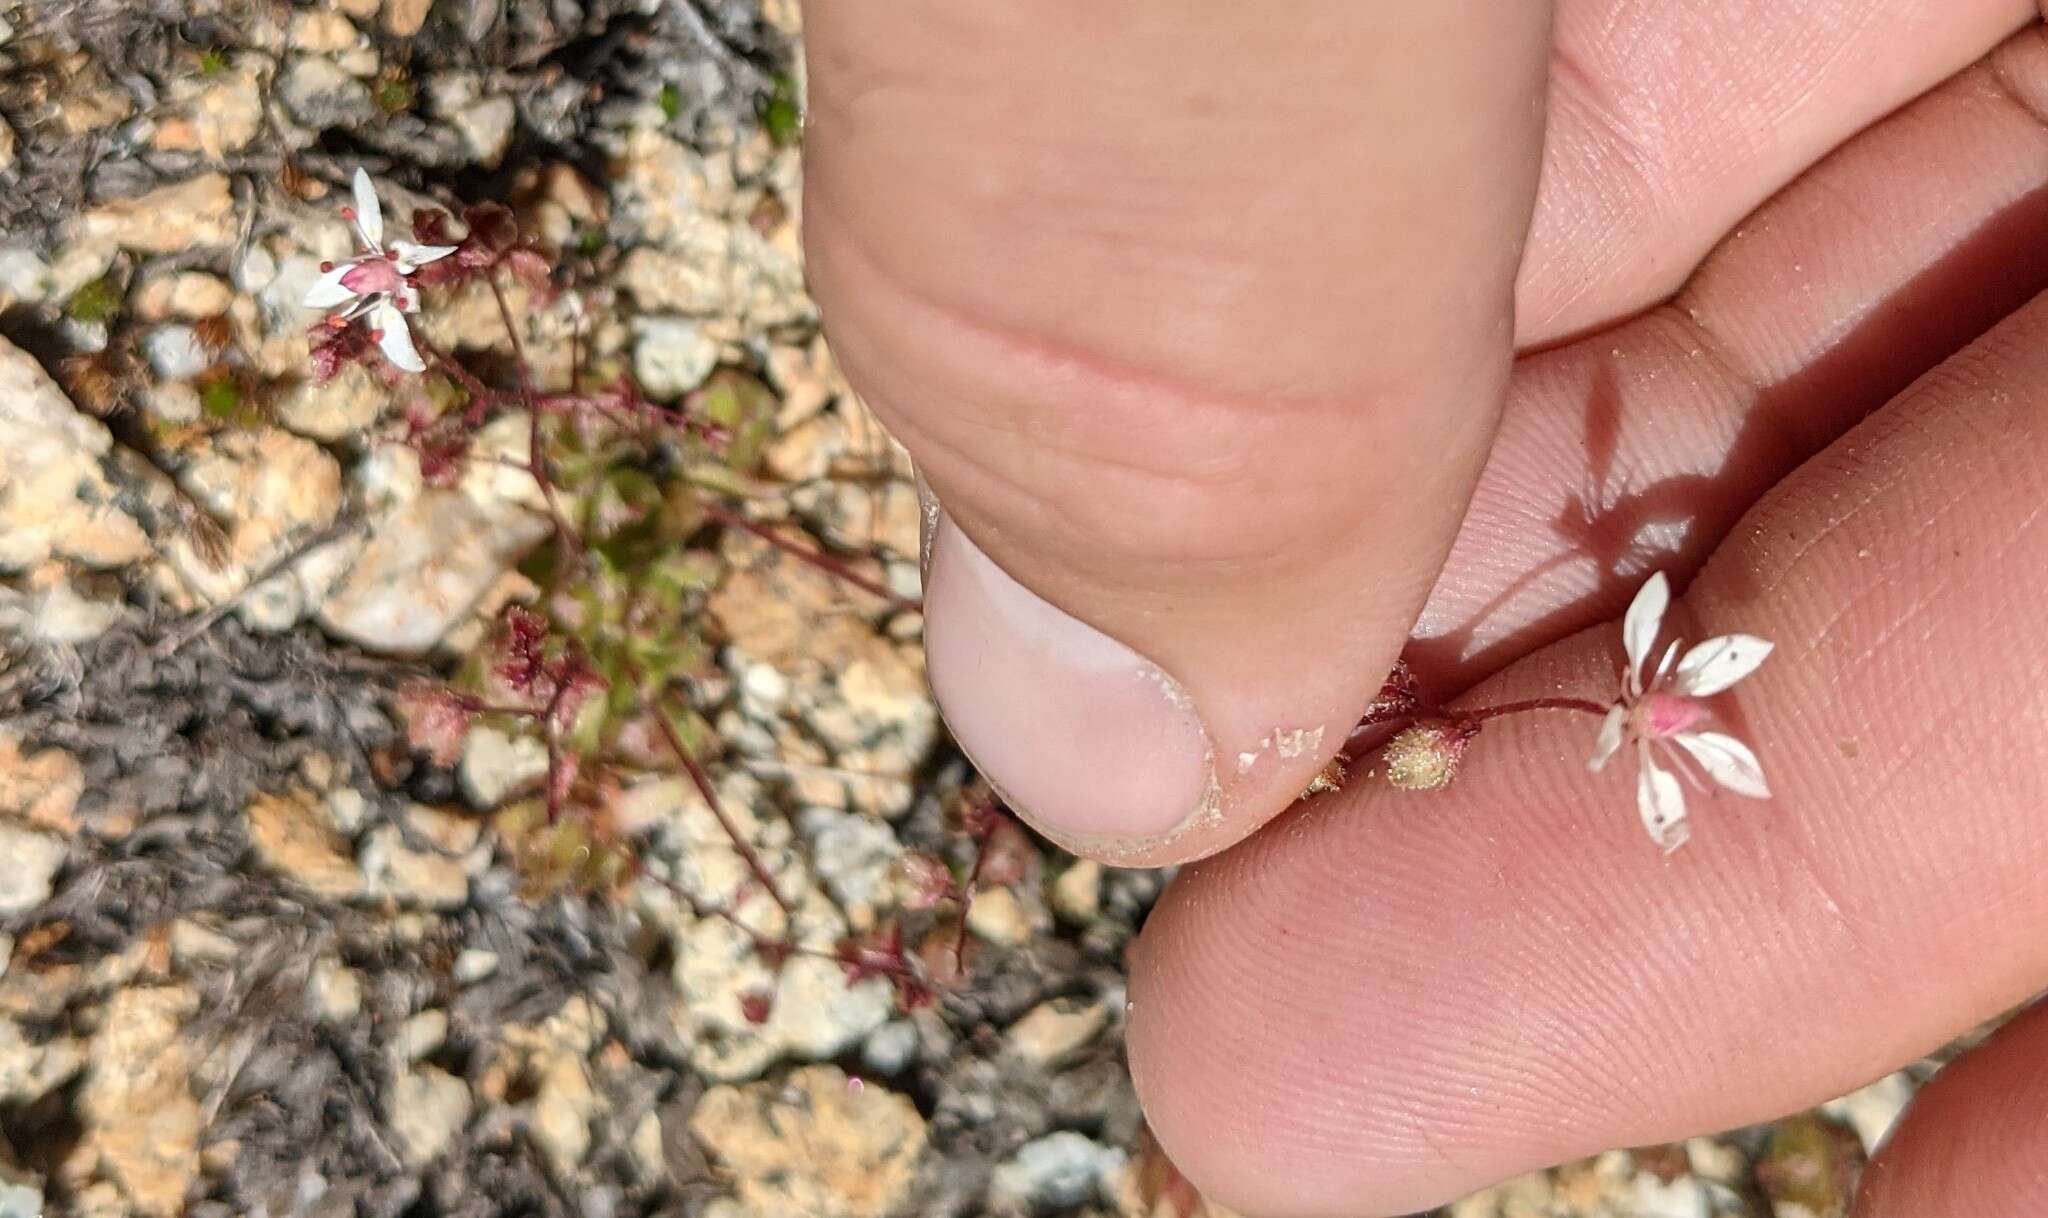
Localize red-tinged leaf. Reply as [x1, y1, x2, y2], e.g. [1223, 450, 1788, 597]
[392, 684, 477, 767]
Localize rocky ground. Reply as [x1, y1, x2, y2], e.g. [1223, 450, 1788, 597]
[0, 2, 1959, 1216]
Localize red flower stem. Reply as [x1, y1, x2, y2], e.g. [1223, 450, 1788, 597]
[486, 273, 581, 557]
[950, 828, 992, 969]
[629, 659, 792, 916]
[1459, 696, 1610, 725]
[700, 501, 920, 612]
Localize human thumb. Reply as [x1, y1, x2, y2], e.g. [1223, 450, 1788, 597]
[802, 1, 1552, 864]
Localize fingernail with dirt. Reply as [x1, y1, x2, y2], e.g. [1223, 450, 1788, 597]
[921, 505, 1216, 848]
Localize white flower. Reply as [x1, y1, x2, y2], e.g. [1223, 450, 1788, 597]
[302, 168, 455, 373]
[1588, 571, 1773, 851]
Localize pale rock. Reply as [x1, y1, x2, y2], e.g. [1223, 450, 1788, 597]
[318, 487, 551, 654]
[0, 1015, 83, 1104]
[768, 954, 893, 1062]
[132, 272, 234, 322]
[614, 129, 736, 243]
[77, 175, 237, 254]
[0, 339, 151, 570]
[78, 987, 203, 1218]
[246, 790, 363, 899]
[689, 1066, 926, 1218]
[48, 241, 119, 300]
[797, 806, 899, 930]
[0, 825, 64, 917]
[735, 660, 789, 720]
[288, 9, 361, 53]
[1627, 1172, 1718, 1218]
[395, 1010, 449, 1062]
[324, 787, 370, 836]
[1050, 860, 1102, 924]
[359, 824, 470, 909]
[143, 324, 212, 380]
[628, 1112, 665, 1184]
[988, 1132, 1123, 1214]
[965, 886, 1032, 946]
[335, 0, 381, 17]
[0, 575, 122, 646]
[631, 315, 718, 399]
[0, 248, 52, 309]
[1005, 996, 1109, 1066]
[860, 1020, 918, 1076]
[452, 949, 499, 985]
[182, 66, 265, 161]
[619, 236, 811, 332]
[279, 57, 374, 129]
[383, 0, 435, 37]
[0, 116, 14, 174]
[167, 919, 239, 966]
[1823, 1071, 1918, 1153]
[308, 957, 364, 1023]
[162, 428, 346, 629]
[458, 725, 549, 809]
[428, 73, 515, 166]
[0, 1158, 39, 1218]
[528, 1050, 597, 1179]
[764, 337, 846, 430]
[275, 362, 388, 441]
[388, 1067, 470, 1164]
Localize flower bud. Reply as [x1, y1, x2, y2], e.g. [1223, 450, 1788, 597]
[1382, 722, 1472, 791]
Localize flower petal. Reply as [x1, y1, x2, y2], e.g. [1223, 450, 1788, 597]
[351, 167, 384, 247]
[1671, 730, 1770, 799]
[392, 241, 458, 269]
[1588, 704, 1627, 771]
[372, 301, 424, 372]
[1636, 750, 1691, 852]
[1673, 633, 1774, 697]
[302, 263, 359, 309]
[1622, 571, 1669, 691]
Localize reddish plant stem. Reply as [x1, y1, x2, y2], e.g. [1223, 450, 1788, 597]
[486, 273, 581, 557]
[950, 828, 993, 969]
[630, 660, 792, 916]
[1459, 696, 1610, 725]
[701, 501, 919, 611]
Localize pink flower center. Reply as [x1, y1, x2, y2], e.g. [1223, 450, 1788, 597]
[1640, 692, 1705, 738]
[340, 258, 403, 296]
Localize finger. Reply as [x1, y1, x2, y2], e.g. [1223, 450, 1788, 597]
[1126, 293, 2048, 1214]
[1519, 0, 2033, 344]
[1853, 1000, 2048, 1217]
[803, 2, 1552, 863]
[1416, 26, 2048, 691]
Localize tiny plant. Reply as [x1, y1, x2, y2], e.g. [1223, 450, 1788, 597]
[304, 168, 989, 1012]
[1353, 572, 1773, 851]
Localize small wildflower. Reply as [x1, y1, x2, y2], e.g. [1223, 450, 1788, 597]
[1589, 571, 1773, 851]
[1383, 722, 1471, 791]
[302, 168, 456, 373]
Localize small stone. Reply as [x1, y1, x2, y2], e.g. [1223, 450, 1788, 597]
[279, 57, 375, 129]
[860, 1020, 918, 1076]
[77, 175, 237, 254]
[1005, 996, 1109, 1066]
[529, 1052, 598, 1179]
[0, 1016, 83, 1104]
[452, 949, 500, 985]
[770, 954, 893, 1062]
[191, 68, 264, 160]
[0, 338, 151, 570]
[1822, 1071, 1917, 1153]
[1050, 860, 1102, 924]
[388, 1067, 470, 1165]
[631, 316, 719, 399]
[359, 824, 470, 910]
[798, 806, 899, 930]
[247, 791, 362, 898]
[689, 1066, 926, 1218]
[0, 734, 84, 832]
[0, 248, 53, 309]
[0, 1163, 40, 1218]
[395, 1010, 449, 1062]
[78, 987, 203, 1218]
[458, 726, 549, 809]
[275, 361, 388, 441]
[428, 75, 515, 166]
[318, 488, 551, 655]
[167, 919, 239, 966]
[383, 0, 435, 37]
[0, 826, 65, 917]
[308, 957, 363, 1024]
[988, 1132, 1123, 1214]
[965, 886, 1032, 946]
[288, 9, 361, 52]
[143, 324, 212, 380]
[133, 272, 235, 322]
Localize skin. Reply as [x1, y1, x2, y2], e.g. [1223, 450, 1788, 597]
[803, 3, 2048, 1213]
